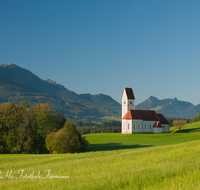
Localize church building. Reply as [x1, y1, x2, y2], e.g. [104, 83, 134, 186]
[122, 88, 170, 134]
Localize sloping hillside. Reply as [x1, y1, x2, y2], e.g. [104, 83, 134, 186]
[0, 63, 121, 121]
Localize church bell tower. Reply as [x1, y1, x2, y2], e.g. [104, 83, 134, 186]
[122, 87, 135, 118]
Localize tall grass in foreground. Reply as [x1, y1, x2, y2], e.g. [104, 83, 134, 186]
[1, 140, 200, 189]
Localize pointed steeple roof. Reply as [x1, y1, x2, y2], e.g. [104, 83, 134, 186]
[124, 88, 135, 100]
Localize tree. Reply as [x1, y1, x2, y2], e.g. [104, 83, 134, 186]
[54, 112, 66, 130]
[173, 119, 187, 130]
[45, 132, 56, 154]
[0, 102, 28, 153]
[0, 102, 67, 154]
[45, 121, 89, 154]
[75, 120, 84, 127]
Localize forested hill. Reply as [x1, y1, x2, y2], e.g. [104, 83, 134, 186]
[136, 96, 200, 118]
[0, 63, 121, 121]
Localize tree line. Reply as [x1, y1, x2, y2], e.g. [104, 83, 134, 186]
[167, 117, 191, 127]
[0, 102, 88, 154]
[191, 111, 200, 122]
[75, 120, 121, 134]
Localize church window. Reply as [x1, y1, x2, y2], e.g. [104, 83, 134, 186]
[150, 124, 152, 129]
[133, 123, 136, 129]
[145, 124, 147, 129]
[163, 125, 165, 128]
[128, 123, 130, 129]
[124, 101, 126, 104]
[138, 124, 140, 129]
[130, 101, 132, 104]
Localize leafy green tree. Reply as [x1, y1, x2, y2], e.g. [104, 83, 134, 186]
[0, 102, 67, 154]
[0, 101, 27, 153]
[17, 106, 38, 153]
[17, 103, 64, 153]
[54, 112, 66, 131]
[45, 132, 56, 154]
[46, 121, 89, 154]
[37, 110, 55, 138]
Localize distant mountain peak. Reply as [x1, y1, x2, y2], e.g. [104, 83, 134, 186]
[172, 97, 179, 103]
[46, 79, 59, 85]
[45, 79, 65, 89]
[148, 96, 158, 101]
[136, 95, 196, 118]
[0, 63, 18, 67]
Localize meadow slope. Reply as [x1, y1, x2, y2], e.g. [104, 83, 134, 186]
[1, 122, 200, 190]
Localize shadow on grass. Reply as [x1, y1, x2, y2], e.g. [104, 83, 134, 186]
[87, 143, 153, 152]
[174, 127, 200, 133]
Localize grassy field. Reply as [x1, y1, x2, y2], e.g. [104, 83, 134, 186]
[102, 116, 122, 121]
[85, 121, 200, 151]
[1, 121, 200, 190]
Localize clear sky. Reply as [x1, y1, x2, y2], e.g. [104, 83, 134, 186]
[1, 0, 200, 105]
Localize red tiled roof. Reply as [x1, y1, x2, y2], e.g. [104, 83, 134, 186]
[125, 88, 135, 100]
[122, 110, 160, 121]
[157, 114, 170, 124]
[153, 122, 163, 128]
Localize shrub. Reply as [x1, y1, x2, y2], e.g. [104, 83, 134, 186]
[46, 121, 89, 153]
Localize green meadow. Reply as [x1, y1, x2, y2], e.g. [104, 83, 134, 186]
[102, 116, 122, 121]
[1, 121, 200, 190]
[86, 121, 200, 152]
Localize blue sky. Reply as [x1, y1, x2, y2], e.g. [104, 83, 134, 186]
[1, 0, 200, 105]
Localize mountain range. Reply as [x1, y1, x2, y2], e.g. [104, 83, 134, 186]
[136, 96, 200, 119]
[0, 63, 199, 120]
[0, 63, 121, 122]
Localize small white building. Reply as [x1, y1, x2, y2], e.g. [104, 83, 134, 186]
[121, 88, 170, 134]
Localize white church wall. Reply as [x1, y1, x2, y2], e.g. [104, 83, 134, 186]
[127, 99, 135, 111]
[142, 121, 155, 133]
[122, 120, 132, 134]
[153, 127, 163, 133]
[162, 124, 170, 133]
[132, 120, 155, 133]
[122, 100, 128, 118]
[132, 120, 143, 133]
[122, 89, 127, 100]
[121, 90, 128, 118]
